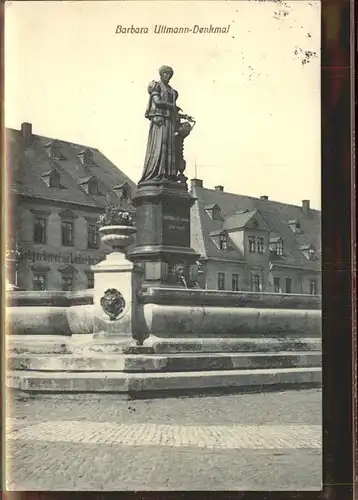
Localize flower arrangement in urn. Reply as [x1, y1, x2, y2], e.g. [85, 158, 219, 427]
[97, 201, 136, 254]
[97, 202, 135, 227]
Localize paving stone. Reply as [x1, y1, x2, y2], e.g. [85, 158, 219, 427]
[6, 441, 322, 491]
[8, 388, 322, 425]
[6, 419, 321, 449]
[6, 389, 323, 491]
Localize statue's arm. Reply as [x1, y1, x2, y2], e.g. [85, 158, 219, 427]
[152, 94, 175, 110]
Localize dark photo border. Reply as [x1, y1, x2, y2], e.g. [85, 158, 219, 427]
[1, 0, 355, 499]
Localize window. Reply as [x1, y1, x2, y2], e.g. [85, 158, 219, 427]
[86, 272, 94, 289]
[42, 170, 61, 188]
[217, 272, 225, 290]
[88, 179, 99, 195]
[289, 220, 302, 235]
[249, 236, 256, 253]
[33, 274, 47, 291]
[44, 141, 66, 160]
[219, 233, 228, 250]
[49, 171, 60, 188]
[121, 184, 131, 202]
[61, 221, 74, 246]
[84, 150, 94, 165]
[257, 237, 264, 254]
[205, 204, 221, 220]
[251, 274, 261, 292]
[274, 277, 281, 293]
[232, 274, 239, 291]
[61, 275, 73, 291]
[212, 207, 220, 220]
[78, 177, 100, 195]
[285, 277, 292, 294]
[309, 279, 317, 295]
[34, 217, 47, 244]
[308, 247, 316, 260]
[122, 186, 130, 201]
[248, 237, 265, 254]
[51, 144, 65, 160]
[276, 240, 284, 256]
[88, 225, 100, 249]
[114, 183, 132, 204]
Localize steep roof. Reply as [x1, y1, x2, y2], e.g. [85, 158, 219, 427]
[190, 183, 321, 271]
[6, 125, 137, 209]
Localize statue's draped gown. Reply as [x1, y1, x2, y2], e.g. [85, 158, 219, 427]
[140, 81, 178, 183]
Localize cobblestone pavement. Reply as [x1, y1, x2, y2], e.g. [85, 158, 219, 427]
[7, 419, 321, 449]
[6, 389, 322, 491]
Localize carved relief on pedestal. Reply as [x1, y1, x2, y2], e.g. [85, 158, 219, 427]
[100, 288, 126, 321]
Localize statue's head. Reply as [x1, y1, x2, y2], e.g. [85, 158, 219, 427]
[159, 65, 174, 84]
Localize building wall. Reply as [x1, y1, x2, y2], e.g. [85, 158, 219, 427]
[14, 198, 109, 291]
[204, 259, 321, 295]
[302, 272, 321, 295]
[205, 260, 248, 291]
[267, 268, 301, 294]
[268, 268, 321, 295]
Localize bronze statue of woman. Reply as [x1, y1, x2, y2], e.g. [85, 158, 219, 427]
[139, 65, 194, 184]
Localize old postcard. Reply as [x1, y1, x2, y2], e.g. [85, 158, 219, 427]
[5, 0, 322, 491]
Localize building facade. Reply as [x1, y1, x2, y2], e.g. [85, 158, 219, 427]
[6, 124, 321, 295]
[6, 123, 136, 291]
[190, 179, 321, 295]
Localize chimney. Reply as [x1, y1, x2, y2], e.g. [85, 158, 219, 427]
[21, 122, 32, 146]
[260, 195, 269, 200]
[190, 178, 203, 188]
[215, 185, 224, 191]
[302, 199, 310, 215]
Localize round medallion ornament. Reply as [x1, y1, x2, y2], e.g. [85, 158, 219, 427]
[100, 288, 126, 321]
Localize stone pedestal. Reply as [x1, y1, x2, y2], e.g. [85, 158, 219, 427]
[91, 226, 142, 345]
[129, 180, 199, 286]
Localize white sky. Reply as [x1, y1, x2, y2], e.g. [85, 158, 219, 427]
[5, 0, 321, 208]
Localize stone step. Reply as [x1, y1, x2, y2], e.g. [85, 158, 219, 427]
[7, 335, 95, 355]
[7, 367, 322, 396]
[7, 336, 72, 354]
[8, 351, 321, 373]
[123, 336, 322, 355]
[7, 335, 321, 355]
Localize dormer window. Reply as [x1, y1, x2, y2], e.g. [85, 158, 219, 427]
[213, 206, 220, 220]
[205, 204, 222, 220]
[276, 240, 284, 256]
[41, 169, 61, 188]
[219, 233, 228, 250]
[270, 237, 284, 256]
[288, 220, 302, 234]
[88, 181, 99, 195]
[113, 182, 132, 203]
[77, 149, 95, 166]
[300, 244, 316, 260]
[44, 141, 66, 161]
[210, 230, 230, 251]
[78, 176, 100, 195]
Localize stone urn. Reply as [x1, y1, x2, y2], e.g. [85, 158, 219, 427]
[99, 225, 137, 255]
